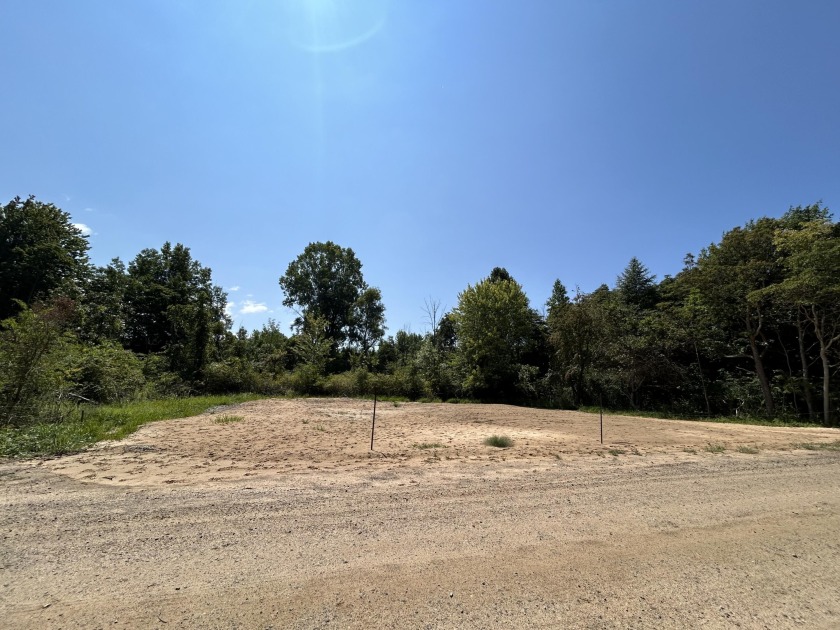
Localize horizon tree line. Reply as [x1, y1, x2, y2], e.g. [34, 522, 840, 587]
[1, 195, 837, 426]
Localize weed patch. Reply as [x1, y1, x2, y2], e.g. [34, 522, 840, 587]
[736, 445, 759, 454]
[793, 440, 840, 452]
[213, 414, 244, 424]
[0, 394, 264, 458]
[704, 443, 726, 454]
[484, 435, 513, 448]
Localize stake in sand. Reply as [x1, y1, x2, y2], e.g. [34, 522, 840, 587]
[370, 389, 377, 451]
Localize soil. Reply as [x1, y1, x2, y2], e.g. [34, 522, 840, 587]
[2, 398, 840, 628]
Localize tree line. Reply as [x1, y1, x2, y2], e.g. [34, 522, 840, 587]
[1, 195, 837, 426]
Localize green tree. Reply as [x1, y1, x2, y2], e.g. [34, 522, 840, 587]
[123, 242, 228, 380]
[770, 215, 840, 423]
[691, 219, 783, 416]
[0, 196, 90, 319]
[0, 300, 77, 425]
[349, 287, 386, 365]
[279, 241, 367, 349]
[548, 286, 609, 407]
[453, 272, 534, 399]
[616, 257, 658, 309]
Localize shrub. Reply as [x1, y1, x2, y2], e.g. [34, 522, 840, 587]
[202, 359, 257, 394]
[71, 342, 145, 403]
[484, 435, 513, 448]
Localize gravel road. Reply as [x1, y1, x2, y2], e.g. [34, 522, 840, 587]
[3, 447, 839, 629]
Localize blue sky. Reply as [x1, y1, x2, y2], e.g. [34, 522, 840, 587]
[3, 1, 839, 335]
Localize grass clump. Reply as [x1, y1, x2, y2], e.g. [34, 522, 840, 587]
[413, 442, 446, 449]
[736, 445, 759, 454]
[704, 442, 726, 453]
[793, 440, 840, 452]
[213, 414, 244, 424]
[608, 448, 626, 456]
[484, 435, 513, 448]
[0, 393, 263, 459]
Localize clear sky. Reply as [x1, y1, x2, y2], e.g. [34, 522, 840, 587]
[3, 1, 839, 335]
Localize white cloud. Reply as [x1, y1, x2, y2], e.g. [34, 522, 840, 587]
[240, 300, 269, 315]
[225, 302, 235, 316]
[228, 286, 240, 292]
[73, 223, 93, 236]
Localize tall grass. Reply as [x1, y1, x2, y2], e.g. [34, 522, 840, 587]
[0, 394, 263, 459]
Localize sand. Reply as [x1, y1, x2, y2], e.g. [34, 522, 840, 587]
[2, 398, 839, 628]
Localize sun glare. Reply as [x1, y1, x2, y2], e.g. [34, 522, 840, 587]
[284, 0, 389, 53]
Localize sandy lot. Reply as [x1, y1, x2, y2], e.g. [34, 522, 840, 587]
[2, 398, 840, 628]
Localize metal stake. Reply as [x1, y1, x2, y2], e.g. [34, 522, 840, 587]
[370, 389, 377, 451]
[600, 393, 603, 445]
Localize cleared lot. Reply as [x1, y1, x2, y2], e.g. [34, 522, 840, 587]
[2, 399, 839, 628]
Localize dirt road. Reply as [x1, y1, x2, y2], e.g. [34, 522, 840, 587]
[2, 399, 839, 628]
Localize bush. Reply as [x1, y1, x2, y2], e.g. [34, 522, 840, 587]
[71, 342, 145, 403]
[202, 359, 257, 394]
[484, 435, 513, 448]
[0, 303, 76, 426]
[288, 364, 323, 395]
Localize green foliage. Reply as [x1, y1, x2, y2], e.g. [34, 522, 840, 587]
[291, 313, 332, 373]
[202, 359, 258, 394]
[0, 302, 78, 426]
[704, 443, 726, 453]
[0, 394, 263, 458]
[279, 241, 368, 347]
[120, 243, 228, 383]
[616, 257, 658, 309]
[0, 196, 90, 320]
[454, 272, 535, 399]
[483, 435, 513, 448]
[213, 414, 244, 424]
[350, 287, 386, 364]
[69, 341, 145, 403]
[793, 440, 840, 451]
[288, 364, 324, 395]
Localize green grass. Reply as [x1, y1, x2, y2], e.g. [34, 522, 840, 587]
[736, 445, 760, 454]
[213, 414, 244, 424]
[483, 435, 513, 448]
[577, 406, 822, 428]
[704, 442, 726, 454]
[0, 394, 263, 459]
[792, 440, 840, 452]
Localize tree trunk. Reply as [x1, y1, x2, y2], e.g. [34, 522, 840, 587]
[796, 312, 816, 422]
[693, 341, 712, 416]
[819, 344, 831, 425]
[811, 309, 835, 426]
[747, 311, 774, 416]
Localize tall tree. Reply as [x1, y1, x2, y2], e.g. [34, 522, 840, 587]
[548, 286, 610, 407]
[616, 257, 658, 309]
[279, 241, 367, 348]
[453, 272, 534, 399]
[691, 219, 783, 416]
[349, 287, 386, 365]
[769, 215, 840, 424]
[0, 196, 90, 319]
[123, 242, 227, 379]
